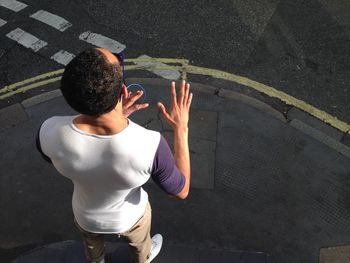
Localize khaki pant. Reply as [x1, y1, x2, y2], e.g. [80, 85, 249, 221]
[75, 203, 152, 263]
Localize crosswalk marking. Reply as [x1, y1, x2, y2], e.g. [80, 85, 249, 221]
[30, 10, 72, 32]
[50, 50, 75, 65]
[0, 0, 27, 12]
[79, 31, 126, 53]
[0, 18, 6, 27]
[135, 55, 181, 80]
[6, 28, 47, 52]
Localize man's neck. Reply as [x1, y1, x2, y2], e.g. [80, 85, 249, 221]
[73, 105, 128, 136]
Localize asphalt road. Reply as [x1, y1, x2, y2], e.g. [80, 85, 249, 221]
[0, 0, 349, 111]
[0, 0, 349, 123]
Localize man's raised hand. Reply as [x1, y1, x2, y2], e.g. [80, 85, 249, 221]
[157, 80, 193, 131]
[122, 87, 149, 118]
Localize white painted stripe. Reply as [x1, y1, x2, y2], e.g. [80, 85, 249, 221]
[30, 10, 72, 32]
[79, 31, 126, 53]
[0, 0, 27, 12]
[135, 55, 181, 80]
[6, 28, 47, 52]
[51, 50, 75, 65]
[0, 18, 7, 27]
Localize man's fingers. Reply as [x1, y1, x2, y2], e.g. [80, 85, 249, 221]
[157, 102, 167, 115]
[130, 90, 143, 99]
[123, 103, 149, 118]
[129, 103, 149, 113]
[186, 92, 193, 108]
[171, 82, 177, 106]
[124, 90, 143, 108]
[157, 102, 172, 121]
[136, 103, 149, 110]
[183, 83, 189, 105]
[179, 80, 185, 105]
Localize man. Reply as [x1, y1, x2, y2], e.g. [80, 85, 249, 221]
[36, 48, 192, 263]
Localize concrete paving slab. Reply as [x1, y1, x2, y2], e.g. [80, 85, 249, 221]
[287, 107, 344, 141]
[162, 131, 215, 190]
[319, 245, 350, 263]
[188, 110, 217, 141]
[189, 138, 216, 189]
[0, 103, 28, 131]
[11, 240, 270, 263]
[129, 106, 163, 131]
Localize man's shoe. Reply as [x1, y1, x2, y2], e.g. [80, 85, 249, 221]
[147, 234, 163, 262]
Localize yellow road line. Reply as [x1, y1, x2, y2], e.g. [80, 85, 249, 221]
[124, 65, 183, 71]
[0, 58, 349, 133]
[0, 77, 62, 100]
[0, 69, 64, 94]
[185, 65, 350, 133]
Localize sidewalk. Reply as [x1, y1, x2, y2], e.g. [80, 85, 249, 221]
[1, 78, 350, 263]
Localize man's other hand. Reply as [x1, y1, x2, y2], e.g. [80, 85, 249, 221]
[157, 80, 193, 199]
[122, 86, 149, 118]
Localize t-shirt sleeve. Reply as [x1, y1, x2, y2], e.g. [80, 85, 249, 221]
[36, 124, 52, 164]
[151, 135, 185, 195]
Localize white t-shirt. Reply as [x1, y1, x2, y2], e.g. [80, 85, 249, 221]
[39, 116, 161, 233]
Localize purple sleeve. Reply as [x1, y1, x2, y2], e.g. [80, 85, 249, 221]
[151, 135, 186, 195]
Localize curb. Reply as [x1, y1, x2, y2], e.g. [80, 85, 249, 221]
[21, 83, 61, 109]
[290, 119, 350, 159]
[1, 77, 349, 159]
[1, 77, 287, 124]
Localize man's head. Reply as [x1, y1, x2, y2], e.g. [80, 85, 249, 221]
[60, 48, 123, 116]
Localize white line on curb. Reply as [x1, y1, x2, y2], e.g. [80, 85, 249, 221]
[6, 28, 47, 52]
[0, 0, 27, 12]
[135, 55, 181, 80]
[30, 10, 72, 32]
[0, 18, 6, 27]
[79, 31, 126, 53]
[51, 50, 75, 65]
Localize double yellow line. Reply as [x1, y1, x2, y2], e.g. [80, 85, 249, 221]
[1, 58, 349, 133]
[0, 69, 64, 100]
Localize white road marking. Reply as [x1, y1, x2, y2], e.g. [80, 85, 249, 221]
[135, 55, 181, 80]
[30, 10, 72, 32]
[0, 18, 6, 27]
[0, 0, 27, 12]
[6, 28, 47, 52]
[79, 31, 126, 53]
[51, 50, 75, 65]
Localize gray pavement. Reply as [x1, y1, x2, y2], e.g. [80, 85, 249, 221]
[1, 78, 350, 263]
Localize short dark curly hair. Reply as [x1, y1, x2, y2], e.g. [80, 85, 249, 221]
[60, 48, 122, 116]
